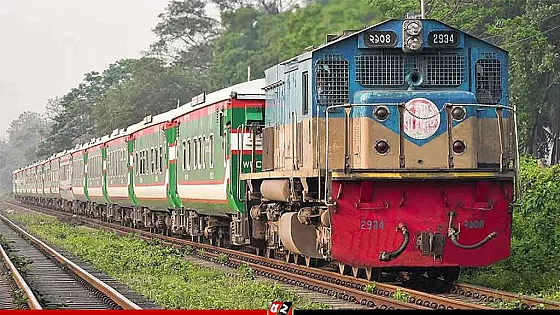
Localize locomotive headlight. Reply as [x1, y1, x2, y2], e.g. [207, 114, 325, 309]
[406, 37, 422, 51]
[453, 140, 466, 154]
[375, 139, 390, 155]
[374, 106, 390, 121]
[451, 106, 466, 121]
[405, 20, 422, 36]
[402, 20, 423, 53]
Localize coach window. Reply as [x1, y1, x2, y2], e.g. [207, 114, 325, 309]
[198, 136, 203, 170]
[110, 152, 114, 177]
[139, 151, 143, 175]
[186, 139, 192, 170]
[135, 152, 139, 176]
[112, 151, 115, 177]
[118, 150, 122, 176]
[155, 147, 159, 174]
[209, 134, 214, 168]
[202, 135, 206, 169]
[141, 151, 145, 175]
[302, 71, 309, 115]
[146, 150, 149, 175]
[150, 148, 155, 174]
[142, 150, 146, 175]
[117, 150, 121, 176]
[159, 146, 163, 173]
[113, 152, 116, 177]
[182, 140, 187, 170]
[193, 138, 198, 170]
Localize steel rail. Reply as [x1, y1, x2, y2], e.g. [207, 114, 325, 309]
[0, 213, 142, 310]
[4, 201, 496, 310]
[454, 283, 560, 310]
[0, 242, 42, 309]
[199, 251, 427, 310]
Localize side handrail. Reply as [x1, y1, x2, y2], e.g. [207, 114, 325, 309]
[236, 124, 245, 202]
[446, 102, 519, 196]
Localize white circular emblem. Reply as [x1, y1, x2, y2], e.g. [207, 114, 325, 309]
[403, 98, 441, 140]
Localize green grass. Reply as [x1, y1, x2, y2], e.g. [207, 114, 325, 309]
[5, 213, 330, 310]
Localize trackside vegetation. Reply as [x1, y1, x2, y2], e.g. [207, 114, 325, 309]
[4, 213, 329, 310]
[462, 157, 560, 300]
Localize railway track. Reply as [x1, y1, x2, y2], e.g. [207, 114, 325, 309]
[5, 200, 560, 310]
[0, 210, 142, 310]
[1, 233, 40, 309]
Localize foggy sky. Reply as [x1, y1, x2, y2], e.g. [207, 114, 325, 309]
[0, 0, 172, 139]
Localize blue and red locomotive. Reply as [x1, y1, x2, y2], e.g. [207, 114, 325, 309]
[13, 17, 518, 285]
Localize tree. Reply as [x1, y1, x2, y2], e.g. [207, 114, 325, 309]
[209, 0, 379, 88]
[93, 57, 199, 136]
[0, 111, 49, 188]
[150, 0, 221, 59]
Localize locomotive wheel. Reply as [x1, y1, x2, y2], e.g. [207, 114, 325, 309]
[365, 268, 382, 282]
[352, 267, 366, 278]
[442, 267, 460, 283]
[292, 254, 298, 265]
[285, 251, 291, 263]
[338, 262, 348, 275]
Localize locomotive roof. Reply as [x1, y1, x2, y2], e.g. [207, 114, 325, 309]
[173, 78, 266, 116]
[291, 18, 506, 59]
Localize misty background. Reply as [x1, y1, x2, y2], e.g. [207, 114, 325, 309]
[0, 0, 177, 139]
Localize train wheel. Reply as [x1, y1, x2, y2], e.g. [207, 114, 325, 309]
[442, 267, 460, 283]
[284, 251, 292, 263]
[365, 268, 382, 282]
[338, 262, 348, 275]
[265, 248, 274, 259]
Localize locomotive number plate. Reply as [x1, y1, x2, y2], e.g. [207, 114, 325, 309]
[360, 220, 384, 230]
[428, 31, 460, 47]
[363, 31, 397, 47]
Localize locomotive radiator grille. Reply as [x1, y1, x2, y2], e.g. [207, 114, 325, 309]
[356, 54, 405, 86]
[417, 54, 464, 87]
[355, 53, 465, 87]
[476, 53, 502, 103]
[315, 54, 349, 105]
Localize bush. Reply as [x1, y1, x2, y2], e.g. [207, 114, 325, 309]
[464, 157, 560, 298]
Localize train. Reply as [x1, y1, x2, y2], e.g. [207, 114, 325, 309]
[12, 17, 518, 287]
